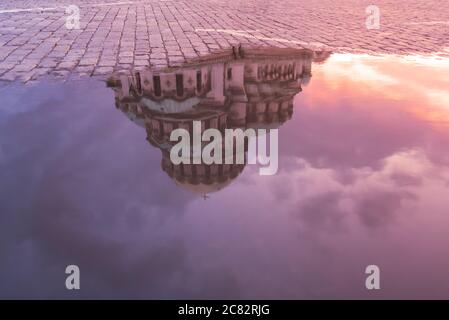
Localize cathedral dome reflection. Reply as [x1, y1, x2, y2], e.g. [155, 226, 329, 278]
[108, 46, 331, 195]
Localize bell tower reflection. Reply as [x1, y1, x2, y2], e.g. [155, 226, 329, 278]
[108, 46, 331, 196]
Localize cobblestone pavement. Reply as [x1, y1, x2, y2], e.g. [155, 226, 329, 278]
[0, 0, 448, 83]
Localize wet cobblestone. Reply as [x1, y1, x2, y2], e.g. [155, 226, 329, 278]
[0, 0, 448, 83]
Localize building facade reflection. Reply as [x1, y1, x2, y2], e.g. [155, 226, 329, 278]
[108, 46, 331, 195]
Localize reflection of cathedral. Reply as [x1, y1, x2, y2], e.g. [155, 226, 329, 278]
[108, 46, 330, 196]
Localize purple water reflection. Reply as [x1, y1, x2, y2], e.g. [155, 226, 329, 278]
[1, 52, 449, 299]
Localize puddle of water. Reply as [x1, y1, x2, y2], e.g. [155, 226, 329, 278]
[1, 47, 449, 299]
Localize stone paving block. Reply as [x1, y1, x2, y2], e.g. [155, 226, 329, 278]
[0, 0, 447, 83]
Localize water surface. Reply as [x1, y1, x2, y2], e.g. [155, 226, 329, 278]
[1, 50, 449, 299]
